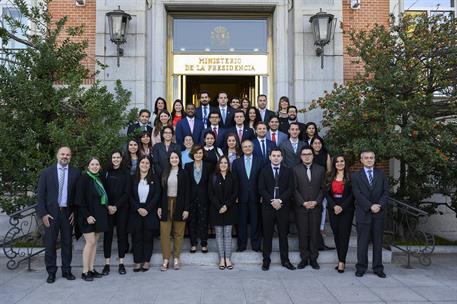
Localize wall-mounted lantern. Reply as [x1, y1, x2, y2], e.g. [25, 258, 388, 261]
[106, 6, 132, 67]
[309, 9, 337, 69]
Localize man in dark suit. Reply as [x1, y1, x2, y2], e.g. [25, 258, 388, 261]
[195, 91, 214, 129]
[279, 122, 306, 168]
[127, 109, 153, 138]
[36, 146, 81, 283]
[175, 103, 204, 148]
[278, 106, 306, 140]
[201, 111, 226, 149]
[227, 109, 255, 145]
[232, 140, 262, 252]
[258, 148, 295, 271]
[293, 146, 326, 270]
[267, 115, 288, 146]
[216, 91, 235, 129]
[252, 121, 276, 167]
[257, 94, 275, 123]
[352, 150, 389, 278]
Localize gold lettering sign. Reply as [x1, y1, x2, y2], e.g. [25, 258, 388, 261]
[173, 55, 268, 75]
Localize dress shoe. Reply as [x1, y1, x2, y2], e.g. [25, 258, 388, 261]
[310, 260, 320, 270]
[118, 264, 127, 275]
[236, 247, 246, 252]
[262, 260, 270, 271]
[201, 246, 209, 253]
[90, 269, 103, 278]
[46, 273, 56, 284]
[81, 272, 94, 281]
[252, 248, 262, 253]
[355, 271, 364, 277]
[62, 272, 76, 280]
[190, 246, 197, 253]
[133, 267, 142, 273]
[102, 265, 110, 275]
[374, 271, 386, 278]
[297, 260, 309, 269]
[282, 261, 296, 270]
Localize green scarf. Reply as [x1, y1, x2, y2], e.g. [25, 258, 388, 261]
[86, 171, 108, 206]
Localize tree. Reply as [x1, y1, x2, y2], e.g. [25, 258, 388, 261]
[308, 13, 457, 211]
[0, 0, 133, 213]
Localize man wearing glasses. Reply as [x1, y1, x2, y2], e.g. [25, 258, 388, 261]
[293, 146, 326, 270]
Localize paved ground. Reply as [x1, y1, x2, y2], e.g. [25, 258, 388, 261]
[0, 254, 456, 304]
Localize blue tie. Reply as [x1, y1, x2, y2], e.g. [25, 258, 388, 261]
[261, 139, 266, 159]
[367, 169, 373, 186]
[245, 157, 251, 178]
[203, 106, 207, 126]
[221, 108, 226, 124]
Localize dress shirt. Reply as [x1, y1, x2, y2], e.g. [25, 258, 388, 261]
[138, 179, 149, 203]
[290, 139, 299, 153]
[364, 167, 374, 185]
[187, 117, 195, 133]
[57, 164, 69, 207]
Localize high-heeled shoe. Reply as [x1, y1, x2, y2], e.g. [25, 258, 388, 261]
[335, 262, 345, 273]
[160, 259, 169, 272]
[173, 258, 181, 270]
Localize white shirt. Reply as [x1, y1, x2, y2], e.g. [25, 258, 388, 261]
[56, 164, 69, 207]
[187, 117, 195, 133]
[138, 179, 149, 203]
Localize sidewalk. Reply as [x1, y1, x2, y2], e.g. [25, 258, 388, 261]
[1, 254, 456, 304]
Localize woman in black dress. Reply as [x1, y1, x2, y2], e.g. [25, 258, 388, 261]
[129, 156, 161, 272]
[202, 130, 223, 166]
[75, 157, 109, 281]
[208, 156, 238, 270]
[101, 150, 130, 276]
[325, 154, 354, 273]
[125, 139, 140, 176]
[185, 145, 212, 253]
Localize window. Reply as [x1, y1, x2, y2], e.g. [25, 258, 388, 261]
[405, 0, 455, 17]
[1, 7, 26, 49]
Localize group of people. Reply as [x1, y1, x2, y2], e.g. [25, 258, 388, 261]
[36, 91, 389, 284]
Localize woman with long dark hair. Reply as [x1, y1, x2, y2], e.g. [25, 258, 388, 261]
[125, 139, 140, 176]
[151, 110, 172, 146]
[311, 136, 331, 173]
[277, 96, 290, 119]
[202, 130, 223, 166]
[152, 97, 167, 126]
[171, 99, 185, 128]
[325, 154, 354, 273]
[152, 125, 181, 176]
[246, 106, 261, 132]
[75, 157, 109, 281]
[139, 132, 153, 159]
[304, 122, 319, 146]
[240, 97, 250, 113]
[185, 145, 211, 253]
[208, 156, 238, 270]
[223, 132, 241, 169]
[158, 151, 190, 271]
[129, 156, 161, 272]
[101, 150, 130, 276]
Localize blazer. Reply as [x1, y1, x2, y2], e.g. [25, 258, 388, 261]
[325, 180, 355, 211]
[152, 142, 181, 176]
[216, 106, 235, 129]
[184, 161, 212, 208]
[267, 130, 288, 147]
[101, 168, 130, 209]
[36, 164, 80, 218]
[129, 175, 161, 231]
[293, 163, 326, 209]
[195, 105, 215, 129]
[259, 108, 275, 123]
[252, 138, 276, 166]
[227, 126, 255, 145]
[201, 126, 226, 149]
[159, 168, 191, 221]
[258, 165, 294, 209]
[208, 172, 239, 226]
[351, 168, 389, 224]
[231, 155, 262, 203]
[127, 122, 153, 138]
[279, 139, 306, 168]
[175, 117, 205, 148]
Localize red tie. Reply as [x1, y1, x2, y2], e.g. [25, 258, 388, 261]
[213, 127, 218, 137]
[271, 132, 277, 143]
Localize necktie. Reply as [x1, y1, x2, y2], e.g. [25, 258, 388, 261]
[368, 169, 373, 186]
[203, 106, 207, 125]
[245, 157, 251, 179]
[213, 127, 218, 137]
[221, 108, 226, 124]
[238, 129, 243, 141]
[292, 142, 297, 153]
[306, 166, 312, 182]
[274, 167, 279, 199]
[271, 132, 277, 144]
[261, 139, 266, 158]
[58, 167, 66, 206]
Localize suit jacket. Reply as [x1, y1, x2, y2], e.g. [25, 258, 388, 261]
[259, 109, 275, 123]
[267, 130, 288, 147]
[208, 172, 238, 226]
[258, 165, 294, 209]
[325, 180, 355, 211]
[195, 105, 215, 129]
[36, 164, 81, 218]
[216, 106, 235, 129]
[231, 155, 262, 203]
[129, 175, 161, 231]
[278, 119, 306, 140]
[175, 117, 204, 148]
[293, 163, 326, 209]
[127, 122, 153, 138]
[279, 139, 306, 168]
[351, 168, 389, 224]
[201, 126, 226, 149]
[159, 168, 190, 221]
[152, 142, 181, 176]
[227, 126, 255, 145]
[252, 138, 276, 166]
[184, 161, 212, 208]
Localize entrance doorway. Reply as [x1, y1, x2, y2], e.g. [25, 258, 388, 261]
[185, 76, 256, 107]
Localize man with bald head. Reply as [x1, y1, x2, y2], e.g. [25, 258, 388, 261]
[36, 146, 80, 283]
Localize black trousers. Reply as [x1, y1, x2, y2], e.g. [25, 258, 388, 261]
[328, 207, 354, 263]
[237, 200, 261, 250]
[44, 208, 72, 274]
[189, 197, 208, 247]
[356, 218, 384, 273]
[132, 221, 154, 264]
[262, 205, 290, 263]
[103, 207, 129, 259]
[295, 207, 321, 261]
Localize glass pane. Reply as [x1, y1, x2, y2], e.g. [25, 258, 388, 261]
[173, 19, 268, 53]
[2, 7, 26, 49]
[405, 0, 454, 9]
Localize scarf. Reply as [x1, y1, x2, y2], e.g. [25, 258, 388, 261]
[86, 171, 108, 206]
